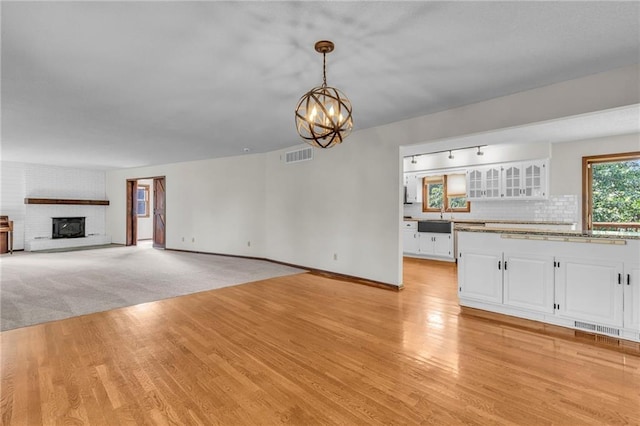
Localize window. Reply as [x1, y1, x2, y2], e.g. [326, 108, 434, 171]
[422, 173, 470, 213]
[137, 184, 150, 217]
[583, 152, 640, 232]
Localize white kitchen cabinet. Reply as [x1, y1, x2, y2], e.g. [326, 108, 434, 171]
[458, 231, 639, 342]
[502, 160, 548, 199]
[404, 174, 422, 203]
[523, 160, 547, 198]
[623, 263, 640, 331]
[418, 233, 452, 258]
[554, 257, 624, 328]
[458, 250, 503, 304]
[402, 221, 419, 254]
[503, 253, 554, 314]
[466, 166, 501, 200]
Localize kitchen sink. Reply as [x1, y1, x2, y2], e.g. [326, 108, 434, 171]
[418, 220, 452, 233]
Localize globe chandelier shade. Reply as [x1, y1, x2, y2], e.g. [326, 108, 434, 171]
[295, 41, 353, 149]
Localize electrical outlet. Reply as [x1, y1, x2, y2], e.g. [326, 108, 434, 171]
[333, 253, 338, 261]
[247, 241, 251, 247]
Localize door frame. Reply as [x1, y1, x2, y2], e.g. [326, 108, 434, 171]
[126, 176, 166, 247]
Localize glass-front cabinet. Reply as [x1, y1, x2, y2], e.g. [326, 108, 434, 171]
[466, 166, 502, 200]
[501, 160, 547, 199]
[467, 159, 548, 201]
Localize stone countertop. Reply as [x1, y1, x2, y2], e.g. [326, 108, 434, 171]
[456, 224, 640, 240]
[402, 218, 575, 226]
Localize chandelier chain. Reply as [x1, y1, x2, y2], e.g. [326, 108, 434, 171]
[322, 53, 327, 87]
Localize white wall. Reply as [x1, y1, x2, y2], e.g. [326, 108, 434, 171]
[105, 154, 267, 257]
[265, 136, 403, 285]
[0, 162, 107, 250]
[0, 162, 27, 250]
[136, 178, 154, 240]
[103, 65, 638, 286]
[551, 133, 640, 196]
[551, 132, 640, 224]
[23, 163, 107, 243]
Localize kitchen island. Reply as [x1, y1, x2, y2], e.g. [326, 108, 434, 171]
[456, 226, 640, 343]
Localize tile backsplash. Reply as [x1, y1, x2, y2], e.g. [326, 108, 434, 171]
[404, 194, 579, 224]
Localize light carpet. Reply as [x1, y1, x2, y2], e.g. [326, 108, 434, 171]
[0, 244, 306, 331]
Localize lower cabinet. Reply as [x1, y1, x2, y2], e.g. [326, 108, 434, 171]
[504, 253, 555, 314]
[554, 257, 624, 327]
[402, 229, 419, 254]
[623, 263, 640, 331]
[418, 233, 452, 258]
[457, 231, 640, 342]
[403, 231, 453, 260]
[458, 250, 503, 304]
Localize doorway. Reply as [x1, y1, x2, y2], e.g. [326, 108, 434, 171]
[126, 176, 166, 248]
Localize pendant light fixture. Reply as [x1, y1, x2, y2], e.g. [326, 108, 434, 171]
[295, 40, 353, 149]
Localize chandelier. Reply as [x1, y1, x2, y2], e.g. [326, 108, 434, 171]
[295, 40, 353, 149]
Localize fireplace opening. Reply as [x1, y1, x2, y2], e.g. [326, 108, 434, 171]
[52, 217, 85, 239]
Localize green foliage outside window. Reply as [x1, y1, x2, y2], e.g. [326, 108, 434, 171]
[592, 160, 640, 224]
[425, 181, 468, 210]
[427, 183, 443, 209]
[448, 196, 467, 209]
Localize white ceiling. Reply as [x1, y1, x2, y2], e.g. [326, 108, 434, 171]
[2, 1, 639, 170]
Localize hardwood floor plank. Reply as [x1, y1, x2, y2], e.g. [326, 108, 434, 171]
[1, 257, 639, 424]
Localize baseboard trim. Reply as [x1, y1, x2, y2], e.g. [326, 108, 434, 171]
[461, 307, 640, 356]
[165, 248, 402, 292]
[306, 269, 403, 292]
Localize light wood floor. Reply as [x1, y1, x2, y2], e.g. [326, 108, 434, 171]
[2, 257, 639, 425]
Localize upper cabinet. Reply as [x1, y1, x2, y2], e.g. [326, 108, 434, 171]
[404, 174, 422, 203]
[467, 166, 501, 200]
[467, 159, 548, 201]
[502, 160, 547, 199]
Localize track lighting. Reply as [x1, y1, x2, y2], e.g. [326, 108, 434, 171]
[404, 144, 487, 163]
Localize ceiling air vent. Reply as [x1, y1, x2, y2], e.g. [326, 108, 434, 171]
[285, 147, 313, 164]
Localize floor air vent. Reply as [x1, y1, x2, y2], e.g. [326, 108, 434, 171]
[575, 321, 620, 336]
[285, 147, 313, 164]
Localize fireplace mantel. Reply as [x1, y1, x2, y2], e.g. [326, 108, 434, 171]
[24, 198, 109, 206]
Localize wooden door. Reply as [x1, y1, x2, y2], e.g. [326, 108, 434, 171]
[153, 177, 166, 249]
[126, 180, 138, 246]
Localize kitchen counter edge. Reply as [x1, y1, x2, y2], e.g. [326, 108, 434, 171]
[456, 225, 640, 240]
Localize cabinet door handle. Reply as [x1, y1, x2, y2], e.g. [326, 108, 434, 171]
[504, 261, 508, 270]
[618, 273, 622, 285]
[627, 274, 631, 285]
[498, 261, 501, 270]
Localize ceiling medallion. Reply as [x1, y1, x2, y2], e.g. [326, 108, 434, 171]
[295, 40, 353, 149]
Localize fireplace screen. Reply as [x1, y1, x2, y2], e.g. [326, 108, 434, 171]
[52, 217, 85, 239]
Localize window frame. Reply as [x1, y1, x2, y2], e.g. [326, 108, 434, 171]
[422, 174, 471, 213]
[136, 184, 150, 218]
[582, 151, 640, 231]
